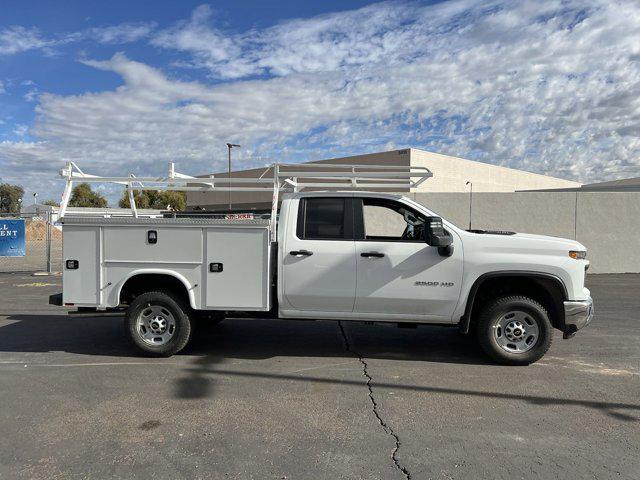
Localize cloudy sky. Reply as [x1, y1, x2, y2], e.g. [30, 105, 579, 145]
[1, 0, 639, 203]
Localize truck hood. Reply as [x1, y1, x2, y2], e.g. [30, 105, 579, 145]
[464, 230, 586, 252]
[511, 232, 585, 250]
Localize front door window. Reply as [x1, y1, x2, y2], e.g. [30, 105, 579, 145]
[362, 198, 425, 242]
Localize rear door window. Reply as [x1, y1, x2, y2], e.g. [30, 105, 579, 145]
[297, 198, 353, 240]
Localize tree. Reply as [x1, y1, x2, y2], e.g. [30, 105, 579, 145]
[119, 189, 186, 211]
[68, 183, 108, 208]
[42, 199, 59, 207]
[119, 189, 150, 209]
[0, 184, 24, 213]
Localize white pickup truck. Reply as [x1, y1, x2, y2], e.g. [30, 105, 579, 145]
[50, 162, 593, 365]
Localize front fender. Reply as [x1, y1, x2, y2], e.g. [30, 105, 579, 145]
[456, 270, 569, 333]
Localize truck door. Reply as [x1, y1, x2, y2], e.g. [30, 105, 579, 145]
[353, 197, 463, 320]
[282, 197, 357, 312]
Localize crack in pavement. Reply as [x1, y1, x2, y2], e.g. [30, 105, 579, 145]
[338, 321, 411, 480]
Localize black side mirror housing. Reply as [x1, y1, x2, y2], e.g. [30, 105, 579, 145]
[424, 216, 453, 248]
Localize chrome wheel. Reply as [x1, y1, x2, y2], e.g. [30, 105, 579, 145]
[493, 310, 539, 354]
[135, 305, 176, 346]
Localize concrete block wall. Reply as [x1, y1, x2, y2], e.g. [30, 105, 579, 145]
[411, 192, 640, 274]
[574, 193, 640, 274]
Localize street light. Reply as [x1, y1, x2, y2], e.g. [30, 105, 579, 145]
[465, 181, 473, 230]
[33, 192, 38, 205]
[226, 142, 241, 210]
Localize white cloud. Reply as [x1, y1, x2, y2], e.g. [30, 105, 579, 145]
[0, 80, 5, 94]
[151, 2, 419, 78]
[0, 21, 155, 57]
[2, 0, 640, 201]
[151, 5, 239, 73]
[87, 22, 156, 44]
[13, 124, 29, 137]
[0, 26, 52, 55]
[23, 88, 39, 102]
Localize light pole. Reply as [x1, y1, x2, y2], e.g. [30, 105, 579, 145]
[226, 143, 241, 210]
[33, 192, 38, 205]
[465, 181, 473, 230]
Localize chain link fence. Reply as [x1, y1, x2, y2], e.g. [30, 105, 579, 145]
[0, 211, 62, 273]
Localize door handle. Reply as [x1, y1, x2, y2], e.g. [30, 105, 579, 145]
[361, 252, 385, 258]
[290, 250, 313, 257]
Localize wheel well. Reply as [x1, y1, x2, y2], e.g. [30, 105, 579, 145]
[119, 274, 191, 307]
[465, 275, 566, 331]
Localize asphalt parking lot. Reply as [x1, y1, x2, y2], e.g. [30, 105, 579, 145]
[0, 273, 638, 480]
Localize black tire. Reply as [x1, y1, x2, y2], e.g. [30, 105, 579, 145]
[476, 295, 553, 365]
[124, 291, 193, 357]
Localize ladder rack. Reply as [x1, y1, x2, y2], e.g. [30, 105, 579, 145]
[58, 161, 432, 241]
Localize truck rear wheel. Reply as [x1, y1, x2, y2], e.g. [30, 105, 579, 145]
[125, 291, 193, 357]
[476, 295, 552, 365]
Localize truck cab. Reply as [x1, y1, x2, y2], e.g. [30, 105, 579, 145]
[278, 192, 464, 323]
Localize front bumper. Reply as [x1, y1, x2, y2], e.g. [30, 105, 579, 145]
[563, 296, 594, 339]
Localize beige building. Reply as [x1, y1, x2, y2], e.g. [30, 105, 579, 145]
[187, 148, 581, 210]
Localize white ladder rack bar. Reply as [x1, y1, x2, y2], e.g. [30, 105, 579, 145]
[58, 161, 432, 241]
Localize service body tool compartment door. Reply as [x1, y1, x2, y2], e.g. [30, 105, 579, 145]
[63, 226, 100, 305]
[102, 226, 203, 308]
[205, 227, 270, 310]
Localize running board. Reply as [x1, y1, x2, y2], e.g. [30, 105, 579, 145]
[67, 308, 126, 317]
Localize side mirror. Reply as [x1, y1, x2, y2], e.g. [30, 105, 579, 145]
[424, 217, 454, 257]
[424, 216, 453, 247]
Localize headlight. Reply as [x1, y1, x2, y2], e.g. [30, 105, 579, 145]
[569, 250, 587, 260]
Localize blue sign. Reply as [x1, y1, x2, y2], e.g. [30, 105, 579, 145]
[0, 219, 25, 257]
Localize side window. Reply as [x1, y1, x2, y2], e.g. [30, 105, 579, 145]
[297, 198, 350, 240]
[361, 198, 425, 242]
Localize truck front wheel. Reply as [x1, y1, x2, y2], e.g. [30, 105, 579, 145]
[125, 291, 193, 357]
[476, 295, 553, 365]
